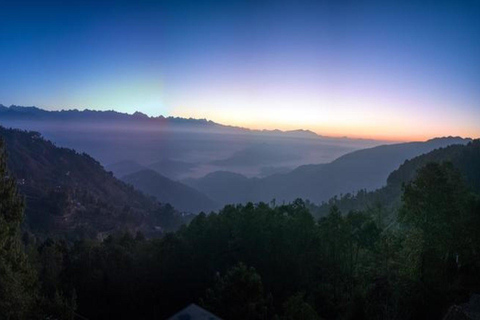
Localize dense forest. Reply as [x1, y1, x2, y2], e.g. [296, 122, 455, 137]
[1, 136, 479, 319]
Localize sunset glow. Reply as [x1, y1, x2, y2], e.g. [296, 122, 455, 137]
[1, 0, 479, 141]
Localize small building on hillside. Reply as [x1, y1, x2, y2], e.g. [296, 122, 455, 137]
[167, 303, 222, 320]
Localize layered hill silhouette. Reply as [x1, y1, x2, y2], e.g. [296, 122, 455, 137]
[0, 104, 322, 137]
[183, 171, 252, 205]
[312, 139, 480, 218]
[106, 160, 147, 178]
[122, 169, 218, 213]
[0, 126, 186, 238]
[0, 105, 381, 178]
[147, 158, 197, 180]
[185, 137, 470, 206]
[107, 158, 197, 180]
[1, 106, 473, 218]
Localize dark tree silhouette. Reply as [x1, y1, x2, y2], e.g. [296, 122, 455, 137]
[0, 139, 37, 318]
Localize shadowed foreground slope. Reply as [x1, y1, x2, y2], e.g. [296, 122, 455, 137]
[0, 126, 186, 238]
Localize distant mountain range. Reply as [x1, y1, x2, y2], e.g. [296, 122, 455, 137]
[0, 104, 320, 138]
[0, 105, 383, 178]
[185, 137, 471, 206]
[1, 105, 472, 220]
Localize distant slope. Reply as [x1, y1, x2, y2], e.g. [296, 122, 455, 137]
[311, 139, 480, 218]
[184, 171, 253, 205]
[106, 160, 147, 178]
[187, 137, 471, 206]
[387, 139, 480, 192]
[122, 169, 218, 213]
[148, 158, 196, 180]
[0, 126, 184, 238]
[257, 136, 471, 202]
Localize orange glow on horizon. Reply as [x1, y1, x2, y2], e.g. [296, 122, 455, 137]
[171, 106, 479, 143]
[229, 122, 472, 143]
[167, 87, 480, 143]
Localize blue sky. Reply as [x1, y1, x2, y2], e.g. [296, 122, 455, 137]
[1, 0, 479, 140]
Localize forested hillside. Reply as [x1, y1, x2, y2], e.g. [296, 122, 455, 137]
[312, 140, 480, 219]
[0, 127, 186, 238]
[1, 138, 478, 319]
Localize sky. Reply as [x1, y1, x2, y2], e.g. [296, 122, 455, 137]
[0, 0, 479, 141]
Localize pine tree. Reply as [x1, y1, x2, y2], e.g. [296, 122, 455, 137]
[201, 262, 270, 320]
[0, 138, 37, 319]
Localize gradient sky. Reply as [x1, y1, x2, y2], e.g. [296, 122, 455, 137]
[1, 0, 479, 140]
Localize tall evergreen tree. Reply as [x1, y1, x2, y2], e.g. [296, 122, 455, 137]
[201, 262, 271, 320]
[0, 139, 37, 319]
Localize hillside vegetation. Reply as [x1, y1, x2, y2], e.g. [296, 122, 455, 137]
[312, 140, 480, 219]
[1, 139, 478, 319]
[0, 126, 186, 238]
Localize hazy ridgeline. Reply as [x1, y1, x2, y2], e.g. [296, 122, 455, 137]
[0, 105, 381, 179]
[0, 106, 470, 215]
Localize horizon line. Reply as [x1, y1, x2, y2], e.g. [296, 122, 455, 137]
[1, 103, 476, 143]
